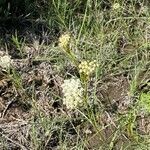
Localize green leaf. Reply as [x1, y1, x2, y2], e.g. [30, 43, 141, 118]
[139, 92, 150, 113]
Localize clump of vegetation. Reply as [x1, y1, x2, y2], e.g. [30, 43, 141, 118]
[0, 0, 150, 150]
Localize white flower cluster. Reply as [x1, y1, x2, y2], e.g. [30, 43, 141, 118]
[0, 55, 12, 69]
[61, 78, 83, 109]
[79, 60, 98, 76]
[58, 33, 70, 49]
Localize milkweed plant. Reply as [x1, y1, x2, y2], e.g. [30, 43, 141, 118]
[58, 33, 98, 110]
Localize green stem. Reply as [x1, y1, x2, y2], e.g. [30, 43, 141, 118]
[64, 48, 79, 67]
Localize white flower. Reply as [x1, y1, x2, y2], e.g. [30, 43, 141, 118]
[79, 60, 98, 76]
[61, 78, 83, 109]
[0, 55, 12, 69]
[58, 33, 70, 49]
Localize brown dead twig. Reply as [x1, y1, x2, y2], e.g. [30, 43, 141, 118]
[1, 94, 17, 118]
